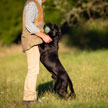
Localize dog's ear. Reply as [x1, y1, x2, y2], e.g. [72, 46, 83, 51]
[52, 29, 57, 36]
[54, 24, 62, 39]
[58, 27, 62, 37]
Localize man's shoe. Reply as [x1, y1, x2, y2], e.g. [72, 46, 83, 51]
[22, 100, 36, 107]
[22, 99, 42, 107]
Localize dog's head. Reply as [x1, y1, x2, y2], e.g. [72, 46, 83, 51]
[44, 22, 62, 41]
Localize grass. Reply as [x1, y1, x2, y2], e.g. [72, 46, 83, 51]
[0, 44, 108, 108]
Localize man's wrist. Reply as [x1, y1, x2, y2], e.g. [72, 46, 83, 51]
[35, 31, 45, 39]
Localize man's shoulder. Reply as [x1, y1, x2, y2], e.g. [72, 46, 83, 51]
[24, 0, 37, 11]
[25, 0, 36, 7]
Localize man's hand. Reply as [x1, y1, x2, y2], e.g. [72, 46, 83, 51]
[35, 32, 52, 43]
[42, 34, 52, 43]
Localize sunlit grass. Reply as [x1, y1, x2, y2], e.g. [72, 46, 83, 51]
[0, 44, 108, 108]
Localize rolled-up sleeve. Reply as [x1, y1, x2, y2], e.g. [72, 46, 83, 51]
[25, 2, 40, 34]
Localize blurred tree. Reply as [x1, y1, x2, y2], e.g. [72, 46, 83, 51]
[0, 0, 108, 49]
[60, 0, 108, 26]
[60, 0, 108, 49]
[0, 0, 64, 45]
[0, 0, 25, 45]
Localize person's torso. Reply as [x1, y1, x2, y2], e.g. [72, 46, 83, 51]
[21, 0, 44, 52]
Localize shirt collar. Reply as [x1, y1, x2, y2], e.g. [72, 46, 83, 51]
[37, 0, 42, 5]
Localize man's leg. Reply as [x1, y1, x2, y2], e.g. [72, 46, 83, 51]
[23, 46, 40, 101]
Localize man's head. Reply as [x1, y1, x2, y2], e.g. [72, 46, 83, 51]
[42, 0, 46, 2]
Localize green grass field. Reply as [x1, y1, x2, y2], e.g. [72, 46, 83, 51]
[0, 44, 108, 108]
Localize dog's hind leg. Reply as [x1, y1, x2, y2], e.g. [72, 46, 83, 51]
[67, 75, 76, 99]
[54, 75, 70, 98]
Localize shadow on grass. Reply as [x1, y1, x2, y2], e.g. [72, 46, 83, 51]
[37, 81, 54, 97]
[61, 21, 108, 50]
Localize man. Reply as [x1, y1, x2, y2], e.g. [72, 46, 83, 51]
[21, 0, 52, 105]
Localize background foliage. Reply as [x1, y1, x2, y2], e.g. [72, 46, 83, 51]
[0, 0, 108, 49]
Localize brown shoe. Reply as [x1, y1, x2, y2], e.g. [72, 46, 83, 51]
[22, 99, 42, 107]
[22, 100, 36, 107]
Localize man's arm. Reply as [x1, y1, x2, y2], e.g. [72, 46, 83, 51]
[35, 32, 52, 43]
[25, 1, 40, 34]
[25, 1, 52, 43]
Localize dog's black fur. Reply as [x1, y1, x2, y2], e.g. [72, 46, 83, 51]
[39, 22, 76, 99]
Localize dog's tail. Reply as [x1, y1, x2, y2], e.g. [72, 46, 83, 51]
[67, 75, 76, 99]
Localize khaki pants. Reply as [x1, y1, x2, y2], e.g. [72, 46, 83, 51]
[23, 46, 40, 101]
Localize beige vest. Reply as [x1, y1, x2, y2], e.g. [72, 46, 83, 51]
[21, 0, 44, 52]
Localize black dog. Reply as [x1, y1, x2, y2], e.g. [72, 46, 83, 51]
[39, 22, 76, 99]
